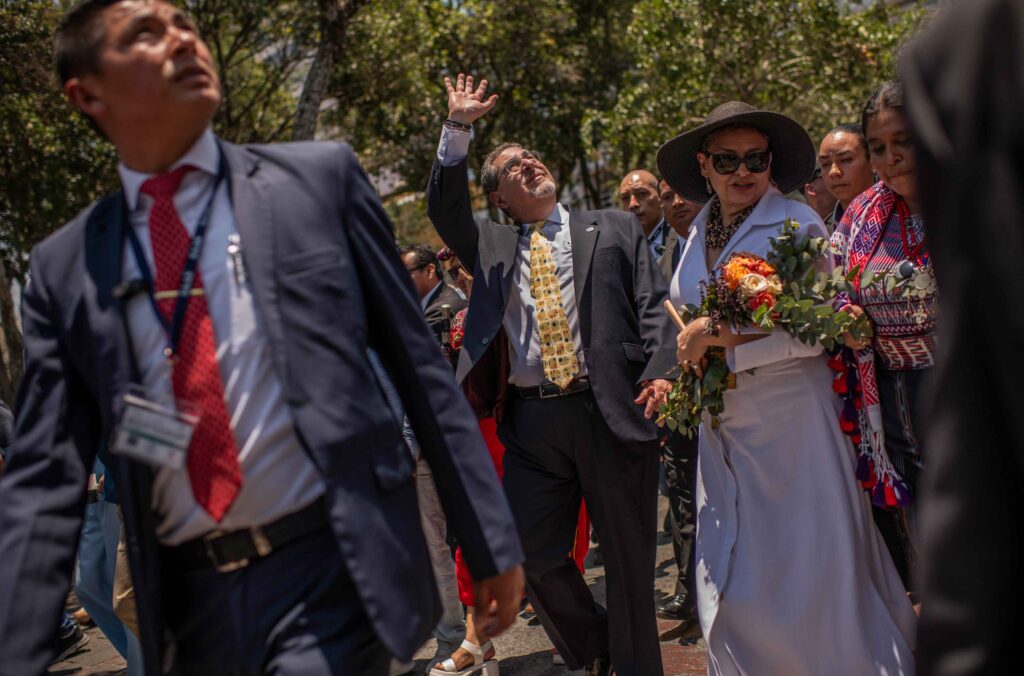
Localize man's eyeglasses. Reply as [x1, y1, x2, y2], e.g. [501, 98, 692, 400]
[500, 150, 542, 181]
[706, 150, 771, 175]
[405, 263, 429, 273]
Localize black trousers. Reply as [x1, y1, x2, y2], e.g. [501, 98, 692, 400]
[661, 430, 699, 611]
[873, 366, 929, 591]
[500, 390, 662, 676]
[161, 529, 391, 676]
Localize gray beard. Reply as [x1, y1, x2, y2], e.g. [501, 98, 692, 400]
[526, 178, 557, 200]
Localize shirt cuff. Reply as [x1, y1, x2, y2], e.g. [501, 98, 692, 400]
[437, 125, 471, 166]
[725, 330, 824, 372]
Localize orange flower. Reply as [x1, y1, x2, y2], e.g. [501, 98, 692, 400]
[722, 254, 777, 289]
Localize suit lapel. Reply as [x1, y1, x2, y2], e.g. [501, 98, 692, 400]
[219, 141, 288, 376]
[569, 212, 600, 310]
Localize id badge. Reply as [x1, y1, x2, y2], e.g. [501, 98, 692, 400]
[112, 386, 197, 470]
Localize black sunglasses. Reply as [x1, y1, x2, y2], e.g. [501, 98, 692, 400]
[707, 150, 771, 175]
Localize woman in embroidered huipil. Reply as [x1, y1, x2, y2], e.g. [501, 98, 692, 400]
[658, 102, 915, 676]
[831, 81, 938, 592]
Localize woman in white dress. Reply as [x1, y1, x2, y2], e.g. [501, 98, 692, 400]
[656, 102, 916, 675]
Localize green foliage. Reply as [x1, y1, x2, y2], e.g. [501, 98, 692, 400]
[0, 0, 928, 280]
[585, 0, 925, 179]
[0, 0, 118, 280]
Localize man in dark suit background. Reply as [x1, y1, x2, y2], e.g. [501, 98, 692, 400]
[0, 3, 523, 675]
[427, 73, 677, 676]
[400, 244, 467, 340]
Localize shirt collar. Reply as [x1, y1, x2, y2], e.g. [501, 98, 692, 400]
[519, 203, 569, 235]
[647, 218, 667, 244]
[118, 127, 220, 211]
[421, 281, 443, 310]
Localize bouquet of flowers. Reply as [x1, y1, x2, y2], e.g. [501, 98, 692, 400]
[659, 219, 875, 438]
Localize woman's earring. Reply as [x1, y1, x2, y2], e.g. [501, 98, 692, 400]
[705, 177, 712, 194]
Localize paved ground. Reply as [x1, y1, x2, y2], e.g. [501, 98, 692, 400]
[49, 497, 706, 675]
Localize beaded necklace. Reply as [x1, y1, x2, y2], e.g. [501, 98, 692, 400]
[705, 196, 757, 249]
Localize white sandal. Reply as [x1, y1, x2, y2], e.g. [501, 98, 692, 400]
[429, 639, 498, 676]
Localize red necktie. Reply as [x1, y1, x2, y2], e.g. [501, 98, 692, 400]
[141, 166, 242, 522]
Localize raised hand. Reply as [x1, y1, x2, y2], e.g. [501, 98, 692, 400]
[445, 73, 498, 126]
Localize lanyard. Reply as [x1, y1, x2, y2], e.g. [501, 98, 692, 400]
[125, 154, 226, 361]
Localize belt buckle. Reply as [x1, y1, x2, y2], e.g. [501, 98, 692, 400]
[202, 525, 274, 573]
[203, 533, 250, 573]
[538, 384, 562, 399]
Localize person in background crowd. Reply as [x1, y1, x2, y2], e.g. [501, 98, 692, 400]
[429, 72, 677, 676]
[904, 0, 1023, 671]
[830, 80, 938, 593]
[75, 457, 143, 674]
[660, 100, 915, 674]
[619, 169, 672, 263]
[398, 244, 469, 670]
[649, 181, 701, 641]
[799, 163, 838, 230]
[656, 178, 700, 279]
[401, 243, 468, 342]
[818, 123, 875, 230]
[0, 3, 523, 674]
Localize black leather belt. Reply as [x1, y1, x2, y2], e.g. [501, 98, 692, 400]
[516, 377, 591, 400]
[167, 498, 329, 573]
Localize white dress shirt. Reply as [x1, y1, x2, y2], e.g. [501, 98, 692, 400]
[437, 127, 587, 386]
[118, 128, 324, 545]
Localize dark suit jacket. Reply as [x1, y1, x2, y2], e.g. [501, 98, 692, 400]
[0, 139, 523, 675]
[904, 1, 1024, 672]
[658, 228, 682, 281]
[426, 158, 677, 446]
[423, 282, 468, 336]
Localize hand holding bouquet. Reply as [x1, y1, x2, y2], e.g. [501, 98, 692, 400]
[660, 219, 875, 437]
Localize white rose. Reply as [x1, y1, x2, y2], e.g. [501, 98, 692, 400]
[738, 273, 767, 299]
[765, 274, 783, 295]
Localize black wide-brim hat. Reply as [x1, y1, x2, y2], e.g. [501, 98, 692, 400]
[657, 101, 816, 203]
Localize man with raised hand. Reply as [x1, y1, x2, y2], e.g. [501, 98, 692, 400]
[427, 72, 677, 676]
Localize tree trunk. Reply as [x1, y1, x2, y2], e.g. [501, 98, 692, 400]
[292, 0, 371, 141]
[0, 263, 23, 404]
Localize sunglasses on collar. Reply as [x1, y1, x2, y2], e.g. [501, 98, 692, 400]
[705, 149, 772, 175]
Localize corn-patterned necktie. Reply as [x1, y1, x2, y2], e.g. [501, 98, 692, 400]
[529, 220, 579, 389]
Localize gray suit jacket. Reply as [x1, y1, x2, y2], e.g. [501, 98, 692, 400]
[426, 158, 677, 445]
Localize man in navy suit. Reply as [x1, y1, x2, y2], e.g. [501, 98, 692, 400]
[427, 74, 677, 675]
[0, 2, 523, 674]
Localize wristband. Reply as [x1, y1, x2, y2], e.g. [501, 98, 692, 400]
[444, 119, 473, 132]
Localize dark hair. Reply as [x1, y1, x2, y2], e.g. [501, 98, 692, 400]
[861, 80, 904, 139]
[480, 142, 522, 195]
[827, 122, 868, 157]
[55, 0, 126, 86]
[699, 123, 769, 153]
[400, 244, 441, 280]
